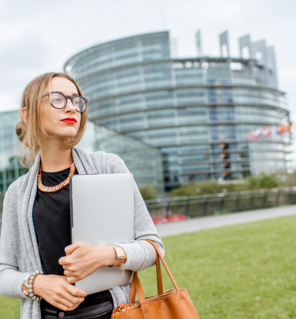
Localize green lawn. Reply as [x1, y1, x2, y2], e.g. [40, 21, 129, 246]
[1, 215, 296, 319]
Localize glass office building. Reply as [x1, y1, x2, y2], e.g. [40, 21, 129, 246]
[77, 121, 163, 195]
[0, 110, 164, 227]
[0, 110, 28, 193]
[64, 31, 291, 190]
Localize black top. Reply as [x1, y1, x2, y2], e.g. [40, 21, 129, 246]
[33, 167, 112, 310]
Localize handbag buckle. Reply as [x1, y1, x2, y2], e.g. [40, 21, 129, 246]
[118, 304, 127, 312]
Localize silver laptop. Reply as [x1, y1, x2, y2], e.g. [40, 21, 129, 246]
[70, 173, 134, 294]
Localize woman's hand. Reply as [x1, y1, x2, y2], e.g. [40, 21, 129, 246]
[58, 242, 118, 284]
[33, 275, 87, 311]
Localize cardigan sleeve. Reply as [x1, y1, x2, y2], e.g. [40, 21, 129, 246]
[0, 191, 32, 299]
[104, 153, 165, 272]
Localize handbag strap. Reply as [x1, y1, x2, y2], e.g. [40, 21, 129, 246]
[129, 272, 146, 304]
[129, 240, 164, 305]
[143, 239, 179, 291]
[129, 274, 137, 305]
[134, 272, 147, 304]
[129, 239, 180, 305]
[155, 247, 163, 295]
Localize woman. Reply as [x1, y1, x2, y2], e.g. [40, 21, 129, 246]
[0, 72, 164, 319]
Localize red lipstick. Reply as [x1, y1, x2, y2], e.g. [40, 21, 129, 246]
[61, 118, 77, 124]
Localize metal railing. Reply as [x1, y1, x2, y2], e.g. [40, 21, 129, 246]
[1, 187, 296, 230]
[145, 186, 296, 219]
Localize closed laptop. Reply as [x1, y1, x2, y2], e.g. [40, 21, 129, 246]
[70, 173, 134, 294]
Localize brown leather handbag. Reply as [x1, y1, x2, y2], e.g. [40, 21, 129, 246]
[111, 239, 200, 319]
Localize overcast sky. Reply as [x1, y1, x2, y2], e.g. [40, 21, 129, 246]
[0, 0, 295, 123]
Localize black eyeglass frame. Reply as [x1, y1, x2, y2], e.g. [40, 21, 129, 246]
[42, 91, 88, 113]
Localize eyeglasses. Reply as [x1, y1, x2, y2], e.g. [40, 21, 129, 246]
[42, 91, 88, 113]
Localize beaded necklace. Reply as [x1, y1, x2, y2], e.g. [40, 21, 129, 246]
[37, 162, 76, 193]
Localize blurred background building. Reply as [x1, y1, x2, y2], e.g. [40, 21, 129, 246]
[0, 29, 291, 202]
[64, 30, 291, 191]
[0, 111, 28, 193]
[77, 121, 163, 195]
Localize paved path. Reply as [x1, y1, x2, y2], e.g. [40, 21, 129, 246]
[155, 205, 296, 237]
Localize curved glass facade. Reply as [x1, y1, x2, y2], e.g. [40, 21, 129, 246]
[65, 31, 291, 190]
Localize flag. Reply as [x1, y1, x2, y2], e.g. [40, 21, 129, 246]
[247, 123, 293, 141]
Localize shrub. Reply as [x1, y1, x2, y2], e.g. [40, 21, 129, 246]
[282, 170, 296, 187]
[139, 184, 158, 200]
[171, 180, 246, 197]
[245, 172, 281, 190]
[171, 172, 282, 197]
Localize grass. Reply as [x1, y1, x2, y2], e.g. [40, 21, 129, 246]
[1, 215, 296, 318]
[0, 296, 20, 319]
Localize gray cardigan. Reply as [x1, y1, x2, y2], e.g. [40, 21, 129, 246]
[0, 147, 164, 319]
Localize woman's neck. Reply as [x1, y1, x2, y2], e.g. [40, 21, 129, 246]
[39, 142, 73, 172]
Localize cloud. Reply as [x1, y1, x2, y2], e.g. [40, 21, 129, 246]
[0, 0, 295, 116]
[0, 31, 52, 109]
[0, 94, 19, 112]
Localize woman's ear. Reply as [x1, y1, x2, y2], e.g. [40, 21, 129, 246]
[21, 107, 28, 123]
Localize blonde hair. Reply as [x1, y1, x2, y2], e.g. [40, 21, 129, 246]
[16, 72, 88, 167]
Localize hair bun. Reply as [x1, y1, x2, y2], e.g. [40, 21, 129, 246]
[16, 120, 27, 143]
